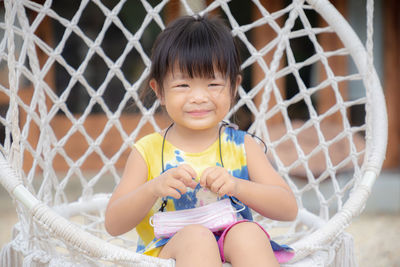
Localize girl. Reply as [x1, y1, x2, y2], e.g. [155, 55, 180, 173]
[105, 15, 298, 267]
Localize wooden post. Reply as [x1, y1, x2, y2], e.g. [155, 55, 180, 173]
[205, 0, 219, 16]
[21, 11, 56, 173]
[252, 0, 286, 125]
[165, 0, 180, 24]
[317, 0, 347, 124]
[383, 0, 400, 168]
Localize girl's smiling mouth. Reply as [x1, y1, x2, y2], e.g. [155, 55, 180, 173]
[187, 110, 211, 117]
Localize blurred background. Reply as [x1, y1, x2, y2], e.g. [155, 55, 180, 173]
[0, 0, 399, 266]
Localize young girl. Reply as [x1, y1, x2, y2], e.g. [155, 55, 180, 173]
[105, 15, 298, 267]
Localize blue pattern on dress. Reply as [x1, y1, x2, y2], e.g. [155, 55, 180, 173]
[164, 163, 177, 172]
[171, 184, 201, 210]
[224, 127, 245, 145]
[175, 150, 185, 162]
[232, 166, 249, 180]
[136, 240, 146, 253]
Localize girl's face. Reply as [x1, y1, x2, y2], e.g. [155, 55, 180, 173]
[151, 68, 240, 132]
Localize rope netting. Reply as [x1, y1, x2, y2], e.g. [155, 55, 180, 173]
[0, 0, 386, 266]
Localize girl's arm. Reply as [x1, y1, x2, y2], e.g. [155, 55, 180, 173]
[234, 135, 298, 221]
[105, 147, 198, 236]
[105, 148, 157, 236]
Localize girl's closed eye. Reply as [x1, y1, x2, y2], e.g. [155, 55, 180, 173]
[175, 83, 189, 89]
[208, 82, 225, 91]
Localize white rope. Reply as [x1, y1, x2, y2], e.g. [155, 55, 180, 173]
[366, 0, 374, 72]
[4, 0, 22, 176]
[363, 0, 375, 175]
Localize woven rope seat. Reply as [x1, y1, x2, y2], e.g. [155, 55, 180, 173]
[0, 0, 387, 266]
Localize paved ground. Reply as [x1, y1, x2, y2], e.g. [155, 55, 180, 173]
[1, 172, 399, 266]
[347, 213, 400, 267]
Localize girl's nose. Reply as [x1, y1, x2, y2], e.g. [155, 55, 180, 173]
[189, 87, 208, 103]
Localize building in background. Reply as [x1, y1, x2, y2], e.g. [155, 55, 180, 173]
[0, 0, 398, 173]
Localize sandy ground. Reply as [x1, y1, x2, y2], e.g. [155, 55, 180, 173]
[1, 187, 399, 266]
[347, 214, 400, 267]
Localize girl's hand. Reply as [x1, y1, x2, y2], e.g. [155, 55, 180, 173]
[150, 164, 198, 199]
[199, 166, 238, 197]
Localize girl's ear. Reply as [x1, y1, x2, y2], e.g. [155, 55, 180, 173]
[149, 79, 164, 105]
[234, 75, 242, 97]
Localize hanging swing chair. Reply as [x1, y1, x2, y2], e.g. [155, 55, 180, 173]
[0, 0, 387, 266]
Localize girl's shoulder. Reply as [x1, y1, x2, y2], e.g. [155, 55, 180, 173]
[223, 125, 247, 145]
[134, 132, 163, 151]
[223, 125, 268, 153]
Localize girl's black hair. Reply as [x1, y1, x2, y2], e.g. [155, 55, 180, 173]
[149, 14, 241, 99]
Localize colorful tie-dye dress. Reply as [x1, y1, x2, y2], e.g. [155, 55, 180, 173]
[133, 126, 293, 260]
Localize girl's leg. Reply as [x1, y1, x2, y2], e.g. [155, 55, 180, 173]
[223, 221, 279, 267]
[159, 224, 222, 267]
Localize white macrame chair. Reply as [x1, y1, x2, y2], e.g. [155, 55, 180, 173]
[0, 0, 387, 266]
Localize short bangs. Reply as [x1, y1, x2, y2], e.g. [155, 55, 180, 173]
[149, 15, 241, 96]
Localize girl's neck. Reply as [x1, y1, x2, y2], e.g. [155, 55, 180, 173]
[165, 123, 221, 153]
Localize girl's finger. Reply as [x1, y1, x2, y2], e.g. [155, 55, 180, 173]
[210, 177, 225, 194]
[166, 187, 182, 199]
[205, 168, 220, 188]
[179, 165, 198, 188]
[173, 167, 197, 189]
[199, 167, 214, 187]
[179, 164, 197, 179]
[221, 178, 237, 197]
[168, 178, 187, 195]
[217, 183, 230, 197]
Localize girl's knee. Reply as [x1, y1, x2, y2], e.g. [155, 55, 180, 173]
[223, 222, 277, 265]
[224, 222, 271, 251]
[177, 224, 217, 246]
[228, 222, 268, 240]
[160, 225, 221, 266]
[160, 225, 218, 259]
[179, 224, 214, 236]
[175, 225, 220, 260]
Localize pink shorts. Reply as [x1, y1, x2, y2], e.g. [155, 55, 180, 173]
[216, 220, 294, 263]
